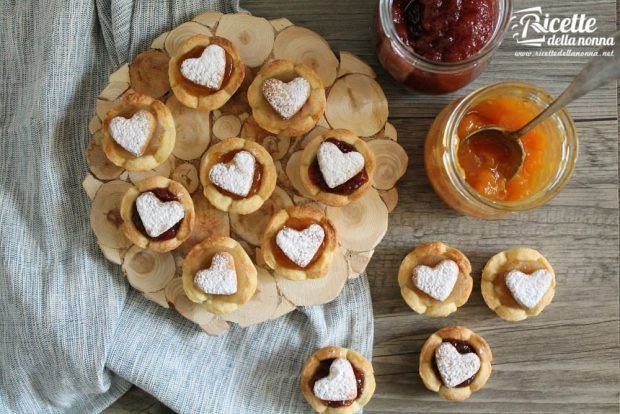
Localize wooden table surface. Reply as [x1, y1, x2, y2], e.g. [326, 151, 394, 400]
[108, 0, 619, 412]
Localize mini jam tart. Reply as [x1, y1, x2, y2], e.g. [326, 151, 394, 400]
[102, 92, 175, 171]
[199, 137, 276, 215]
[398, 241, 473, 317]
[182, 236, 257, 314]
[419, 326, 492, 402]
[261, 205, 337, 281]
[247, 59, 326, 137]
[481, 247, 556, 321]
[300, 346, 376, 414]
[168, 35, 245, 111]
[300, 129, 376, 207]
[120, 176, 195, 253]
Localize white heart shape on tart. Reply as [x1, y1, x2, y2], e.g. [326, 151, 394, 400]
[135, 191, 185, 238]
[275, 224, 325, 268]
[505, 269, 552, 309]
[109, 110, 155, 157]
[209, 151, 256, 197]
[180, 44, 227, 89]
[435, 342, 480, 388]
[412, 259, 459, 301]
[317, 141, 365, 189]
[262, 77, 310, 119]
[194, 252, 237, 295]
[313, 358, 358, 401]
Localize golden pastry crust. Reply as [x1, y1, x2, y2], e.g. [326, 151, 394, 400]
[300, 346, 376, 414]
[261, 205, 337, 280]
[419, 326, 493, 402]
[398, 241, 473, 317]
[199, 137, 276, 214]
[299, 129, 376, 207]
[481, 247, 556, 321]
[248, 59, 326, 137]
[168, 35, 245, 111]
[120, 176, 195, 252]
[102, 92, 175, 171]
[182, 236, 257, 314]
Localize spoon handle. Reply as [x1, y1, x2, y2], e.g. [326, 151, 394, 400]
[514, 31, 619, 139]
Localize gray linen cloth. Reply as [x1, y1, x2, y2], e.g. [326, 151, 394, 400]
[0, 1, 374, 412]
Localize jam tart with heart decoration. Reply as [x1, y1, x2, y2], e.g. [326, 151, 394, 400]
[102, 92, 175, 171]
[300, 346, 376, 414]
[419, 326, 493, 402]
[182, 236, 257, 314]
[247, 59, 326, 137]
[199, 137, 277, 215]
[120, 175, 195, 253]
[169, 34, 245, 111]
[300, 129, 376, 207]
[398, 241, 473, 317]
[481, 247, 556, 321]
[261, 205, 337, 281]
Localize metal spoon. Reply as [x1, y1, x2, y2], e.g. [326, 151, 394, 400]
[461, 31, 620, 180]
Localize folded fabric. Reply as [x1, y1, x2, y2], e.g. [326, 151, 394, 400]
[0, 1, 374, 413]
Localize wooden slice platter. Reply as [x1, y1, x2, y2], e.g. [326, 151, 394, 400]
[84, 12, 408, 335]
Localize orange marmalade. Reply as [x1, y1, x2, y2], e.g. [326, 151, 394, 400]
[456, 96, 547, 201]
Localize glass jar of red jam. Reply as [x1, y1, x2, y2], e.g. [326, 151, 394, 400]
[375, 0, 512, 94]
[424, 82, 578, 219]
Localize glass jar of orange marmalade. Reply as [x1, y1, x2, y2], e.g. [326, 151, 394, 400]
[424, 82, 578, 219]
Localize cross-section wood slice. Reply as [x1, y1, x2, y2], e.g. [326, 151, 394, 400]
[200, 317, 230, 336]
[383, 122, 397, 141]
[241, 116, 290, 161]
[83, 173, 103, 200]
[171, 162, 199, 194]
[98, 81, 130, 102]
[325, 74, 388, 137]
[108, 64, 129, 83]
[122, 246, 176, 293]
[230, 186, 293, 246]
[129, 50, 171, 99]
[128, 155, 175, 184]
[223, 267, 279, 327]
[379, 187, 399, 212]
[326, 189, 388, 252]
[346, 250, 374, 279]
[285, 151, 312, 197]
[166, 95, 211, 161]
[337, 51, 376, 79]
[177, 193, 230, 255]
[273, 26, 339, 87]
[367, 139, 408, 190]
[192, 11, 224, 30]
[215, 13, 274, 68]
[143, 289, 170, 308]
[165, 278, 215, 325]
[90, 180, 133, 249]
[165, 21, 212, 57]
[87, 132, 124, 180]
[98, 242, 127, 265]
[270, 295, 296, 319]
[270, 17, 293, 33]
[150, 31, 169, 50]
[89, 116, 102, 134]
[212, 114, 241, 140]
[275, 247, 348, 306]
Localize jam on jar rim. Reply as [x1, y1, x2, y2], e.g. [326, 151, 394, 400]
[378, 0, 513, 71]
[309, 357, 365, 407]
[443, 81, 578, 212]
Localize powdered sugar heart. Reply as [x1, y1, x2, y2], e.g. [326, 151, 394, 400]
[505, 269, 552, 309]
[317, 142, 365, 188]
[109, 110, 155, 157]
[135, 191, 185, 238]
[262, 77, 310, 119]
[180, 44, 226, 89]
[435, 342, 480, 388]
[276, 224, 325, 268]
[194, 252, 237, 295]
[412, 259, 459, 301]
[209, 151, 256, 197]
[313, 358, 358, 401]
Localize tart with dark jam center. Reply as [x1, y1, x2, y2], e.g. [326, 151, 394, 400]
[211, 149, 264, 201]
[432, 339, 477, 387]
[309, 358, 365, 408]
[131, 188, 183, 242]
[308, 138, 369, 196]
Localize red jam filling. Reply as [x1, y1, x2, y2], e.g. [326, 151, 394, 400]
[309, 358, 365, 407]
[308, 138, 368, 195]
[393, 0, 497, 63]
[432, 339, 477, 387]
[132, 188, 182, 241]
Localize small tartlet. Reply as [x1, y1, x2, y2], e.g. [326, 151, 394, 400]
[120, 176, 195, 252]
[398, 241, 473, 317]
[300, 346, 376, 414]
[182, 236, 257, 314]
[419, 326, 493, 402]
[300, 129, 376, 207]
[248, 59, 326, 137]
[102, 92, 175, 171]
[261, 205, 337, 281]
[481, 247, 556, 321]
[168, 35, 245, 111]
